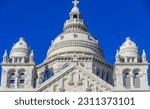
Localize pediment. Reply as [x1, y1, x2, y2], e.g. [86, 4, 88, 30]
[35, 64, 114, 92]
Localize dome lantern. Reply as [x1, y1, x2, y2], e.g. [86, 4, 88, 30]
[64, 0, 88, 32]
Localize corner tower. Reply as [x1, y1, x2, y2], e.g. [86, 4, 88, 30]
[1, 38, 36, 90]
[114, 37, 149, 91]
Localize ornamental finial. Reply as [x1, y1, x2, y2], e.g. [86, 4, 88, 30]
[72, 0, 79, 7]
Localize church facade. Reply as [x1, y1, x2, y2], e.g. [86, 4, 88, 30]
[0, 0, 149, 92]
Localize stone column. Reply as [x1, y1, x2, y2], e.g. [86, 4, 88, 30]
[130, 73, 134, 88]
[1, 70, 8, 88]
[130, 58, 132, 63]
[125, 57, 128, 63]
[135, 58, 138, 63]
[115, 73, 124, 88]
[15, 72, 18, 88]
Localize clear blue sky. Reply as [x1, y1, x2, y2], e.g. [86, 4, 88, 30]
[0, 0, 150, 83]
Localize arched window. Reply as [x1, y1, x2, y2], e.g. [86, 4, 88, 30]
[40, 68, 54, 84]
[123, 69, 131, 88]
[133, 73, 140, 88]
[19, 73, 25, 87]
[18, 71, 25, 88]
[123, 72, 131, 88]
[43, 70, 51, 81]
[8, 73, 15, 88]
[73, 14, 77, 19]
[133, 69, 141, 88]
[7, 69, 16, 88]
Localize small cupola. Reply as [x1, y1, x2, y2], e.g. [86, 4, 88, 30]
[70, 0, 81, 20]
[63, 0, 88, 32]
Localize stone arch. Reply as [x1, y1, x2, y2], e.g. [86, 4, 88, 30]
[133, 68, 141, 88]
[123, 68, 131, 88]
[7, 69, 16, 88]
[7, 69, 16, 74]
[18, 69, 26, 88]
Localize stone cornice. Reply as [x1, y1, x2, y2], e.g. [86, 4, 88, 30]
[47, 40, 103, 57]
[115, 63, 149, 66]
[1, 63, 35, 66]
[36, 54, 112, 70]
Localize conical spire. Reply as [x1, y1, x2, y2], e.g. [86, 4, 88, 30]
[115, 50, 120, 63]
[142, 49, 147, 63]
[30, 50, 34, 56]
[142, 49, 146, 56]
[3, 50, 8, 57]
[3, 50, 8, 63]
[116, 50, 119, 57]
[30, 50, 35, 63]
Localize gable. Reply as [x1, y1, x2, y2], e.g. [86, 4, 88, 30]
[35, 64, 114, 92]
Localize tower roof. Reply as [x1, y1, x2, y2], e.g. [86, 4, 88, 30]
[10, 37, 31, 58]
[119, 37, 139, 57]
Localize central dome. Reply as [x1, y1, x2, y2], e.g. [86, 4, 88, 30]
[46, 32, 104, 60]
[45, 1, 104, 61]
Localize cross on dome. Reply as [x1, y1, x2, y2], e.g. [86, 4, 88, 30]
[72, 0, 79, 7]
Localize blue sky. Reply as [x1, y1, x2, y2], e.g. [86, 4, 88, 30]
[0, 0, 150, 83]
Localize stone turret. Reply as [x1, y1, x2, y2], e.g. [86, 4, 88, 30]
[142, 50, 147, 63]
[114, 37, 149, 90]
[2, 50, 8, 63]
[1, 37, 36, 90]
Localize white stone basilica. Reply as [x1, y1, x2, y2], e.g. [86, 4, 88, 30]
[0, 0, 149, 92]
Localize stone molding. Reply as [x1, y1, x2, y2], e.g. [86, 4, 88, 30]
[47, 40, 103, 57]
